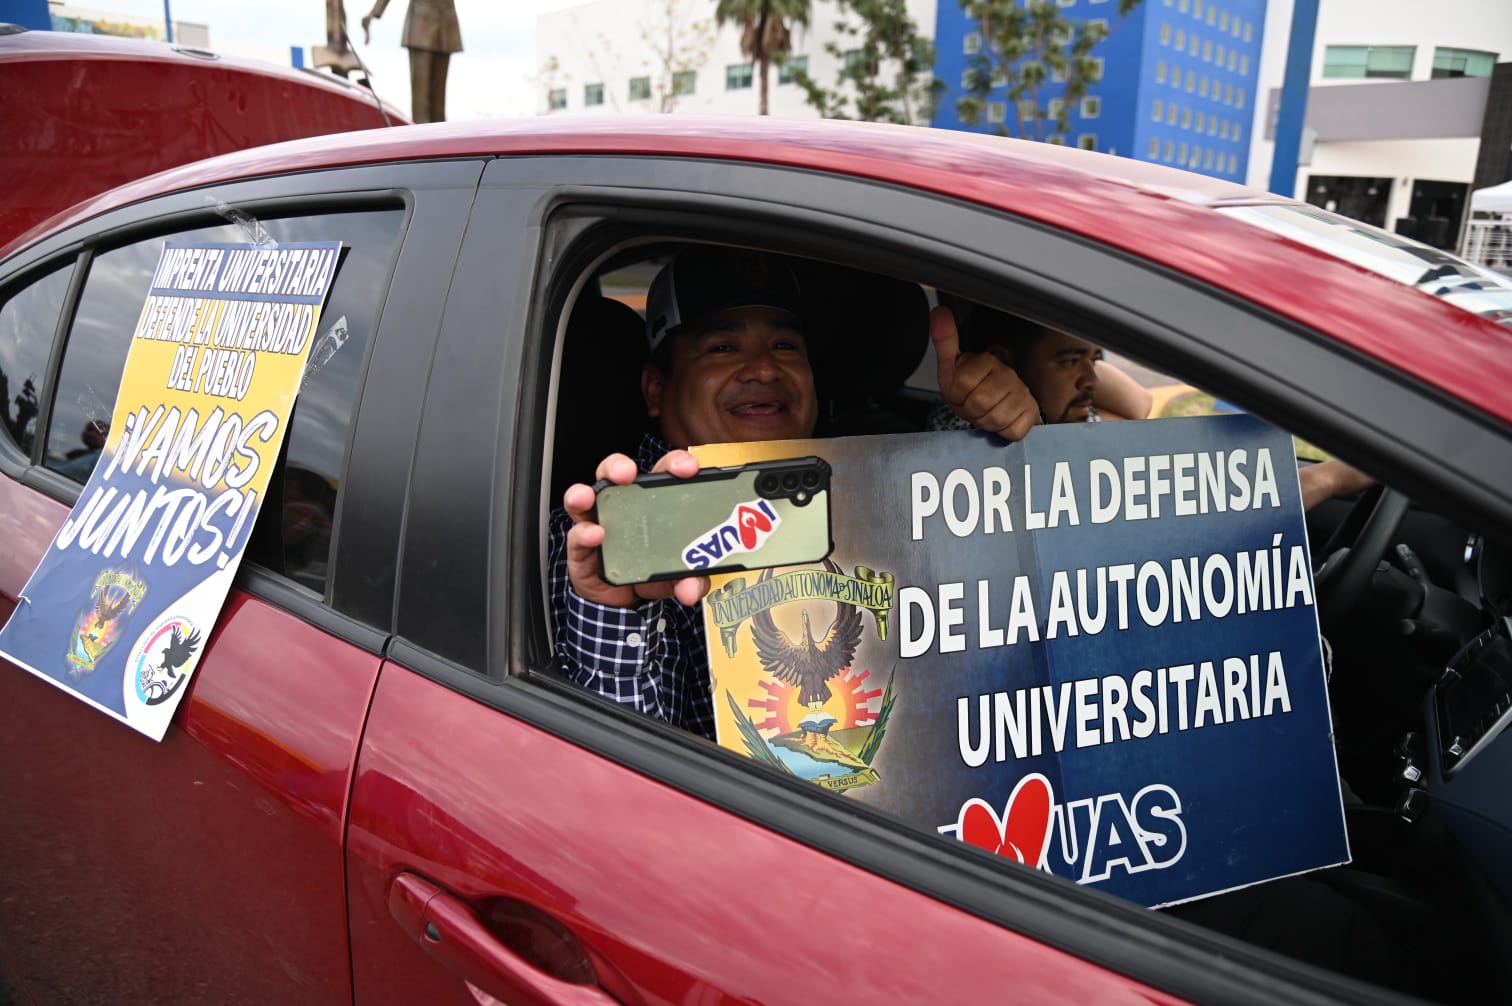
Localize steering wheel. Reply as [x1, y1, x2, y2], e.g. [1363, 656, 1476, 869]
[1314, 483, 1411, 632]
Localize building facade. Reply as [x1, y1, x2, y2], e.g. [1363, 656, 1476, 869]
[1248, 0, 1512, 246]
[931, 0, 1267, 182]
[535, 0, 936, 120]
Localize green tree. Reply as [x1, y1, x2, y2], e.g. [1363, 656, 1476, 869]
[789, 0, 940, 125]
[957, 0, 1141, 142]
[714, 0, 811, 116]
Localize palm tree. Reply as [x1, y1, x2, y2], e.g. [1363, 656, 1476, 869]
[714, 0, 811, 115]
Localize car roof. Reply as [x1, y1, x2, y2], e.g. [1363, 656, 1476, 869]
[0, 28, 404, 249]
[11, 114, 1512, 426]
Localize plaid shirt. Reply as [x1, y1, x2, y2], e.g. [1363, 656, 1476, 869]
[548, 432, 717, 739]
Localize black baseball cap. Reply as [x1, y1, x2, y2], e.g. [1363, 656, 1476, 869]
[645, 247, 805, 353]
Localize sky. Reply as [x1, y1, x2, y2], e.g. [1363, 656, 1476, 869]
[78, 0, 590, 120]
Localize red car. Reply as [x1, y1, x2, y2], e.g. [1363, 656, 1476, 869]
[0, 27, 403, 250]
[2, 113, 1511, 1005]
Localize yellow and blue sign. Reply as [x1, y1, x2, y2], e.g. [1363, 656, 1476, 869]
[0, 241, 341, 740]
[698, 414, 1349, 907]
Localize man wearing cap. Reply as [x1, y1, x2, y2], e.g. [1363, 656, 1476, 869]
[549, 248, 1040, 738]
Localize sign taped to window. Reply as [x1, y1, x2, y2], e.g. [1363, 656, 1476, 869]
[696, 415, 1349, 908]
[0, 241, 342, 741]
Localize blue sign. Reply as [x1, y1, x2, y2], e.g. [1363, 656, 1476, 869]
[701, 413, 1348, 907]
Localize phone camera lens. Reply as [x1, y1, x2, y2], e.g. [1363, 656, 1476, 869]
[757, 475, 779, 495]
[781, 473, 799, 492]
[801, 470, 821, 489]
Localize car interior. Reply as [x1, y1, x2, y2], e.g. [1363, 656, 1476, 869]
[544, 237, 1512, 1004]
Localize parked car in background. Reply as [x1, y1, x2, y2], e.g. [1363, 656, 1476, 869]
[0, 25, 401, 251]
[2, 115, 1510, 1004]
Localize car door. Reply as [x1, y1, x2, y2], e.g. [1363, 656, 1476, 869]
[0, 160, 481, 1003]
[337, 154, 1498, 1004]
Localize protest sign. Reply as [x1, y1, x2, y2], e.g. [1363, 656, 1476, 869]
[696, 414, 1349, 907]
[0, 241, 342, 741]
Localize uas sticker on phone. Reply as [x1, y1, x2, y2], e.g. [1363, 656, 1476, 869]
[596, 456, 834, 585]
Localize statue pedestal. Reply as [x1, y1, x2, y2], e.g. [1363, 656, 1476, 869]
[312, 44, 361, 76]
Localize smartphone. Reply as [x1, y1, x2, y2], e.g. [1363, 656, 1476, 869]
[595, 456, 833, 585]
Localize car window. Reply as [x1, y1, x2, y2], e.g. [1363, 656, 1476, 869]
[43, 208, 404, 594]
[0, 262, 73, 458]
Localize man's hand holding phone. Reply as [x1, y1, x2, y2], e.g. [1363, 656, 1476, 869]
[563, 450, 711, 609]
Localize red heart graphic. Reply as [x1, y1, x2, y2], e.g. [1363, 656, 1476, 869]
[957, 774, 1053, 868]
[735, 504, 773, 550]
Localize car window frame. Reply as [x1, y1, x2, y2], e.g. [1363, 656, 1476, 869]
[0, 159, 489, 648]
[384, 152, 1512, 1006]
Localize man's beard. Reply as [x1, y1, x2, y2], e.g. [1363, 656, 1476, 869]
[1056, 391, 1095, 423]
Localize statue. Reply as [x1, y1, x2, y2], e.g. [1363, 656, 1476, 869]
[313, 0, 361, 78]
[362, 0, 463, 124]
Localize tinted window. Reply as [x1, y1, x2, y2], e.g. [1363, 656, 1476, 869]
[0, 263, 73, 457]
[45, 209, 404, 594]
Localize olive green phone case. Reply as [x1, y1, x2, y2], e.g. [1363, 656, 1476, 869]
[596, 456, 833, 585]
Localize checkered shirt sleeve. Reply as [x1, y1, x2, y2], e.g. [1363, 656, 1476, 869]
[546, 434, 716, 739]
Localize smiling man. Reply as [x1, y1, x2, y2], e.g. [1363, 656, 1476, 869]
[549, 248, 1039, 737]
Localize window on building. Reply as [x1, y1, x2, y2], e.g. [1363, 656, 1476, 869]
[1152, 98, 1164, 120]
[1189, 0, 1199, 13]
[1232, 19, 1241, 38]
[1164, 138, 1174, 161]
[1237, 87, 1246, 109]
[1228, 51, 1238, 71]
[1219, 10, 1228, 30]
[1176, 27, 1185, 48]
[1221, 119, 1230, 139]
[584, 82, 604, 107]
[1217, 43, 1225, 65]
[778, 55, 808, 84]
[964, 32, 981, 55]
[1208, 117, 1217, 135]
[1244, 21, 1252, 41]
[1088, 57, 1104, 81]
[1224, 82, 1233, 103]
[1161, 22, 1171, 44]
[1156, 59, 1167, 82]
[987, 101, 1007, 124]
[1048, 133, 1068, 145]
[1149, 136, 1160, 158]
[726, 62, 753, 90]
[1179, 141, 1188, 162]
[1432, 47, 1497, 79]
[1179, 0, 1188, 10]
[1052, 64, 1068, 83]
[1234, 122, 1243, 142]
[1058, 0, 1075, 6]
[1077, 134, 1097, 150]
[1206, 6, 1216, 25]
[1204, 149, 1214, 169]
[673, 70, 696, 96]
[1195, 110, 1205, 130]
[1018, 99, 1038, 122]
[1167, 102, 1177, 124]
[629, 76, 651, 101]
[1199, 76, 1209, 97]
[548, 87, 567, 111]
[844, 48, 867, 70]
[1182, 106, 1192, 128]
[1081, 95, 1101, 118]
[1185, 69, 1195, 91]
[1048, 98, 1066, 119]
[1203, 40, 1212, 61]
[992, 64, 1009, 86]
[1240, 55, 1248, 74]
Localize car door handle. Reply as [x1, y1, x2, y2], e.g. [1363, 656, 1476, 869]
[389, 872, 621, 1006]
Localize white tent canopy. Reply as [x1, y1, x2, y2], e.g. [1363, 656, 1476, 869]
[1469, 179, 1512, 215]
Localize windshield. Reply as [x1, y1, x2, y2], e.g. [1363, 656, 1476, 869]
[1218, 202, 1512, 327]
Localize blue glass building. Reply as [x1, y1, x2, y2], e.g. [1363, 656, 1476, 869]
[932, 0, 1268, 181]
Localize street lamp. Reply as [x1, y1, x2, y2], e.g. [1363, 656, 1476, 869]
[163, 0, 174, 43]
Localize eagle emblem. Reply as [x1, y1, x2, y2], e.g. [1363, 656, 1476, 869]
[749, 559, 864, 712]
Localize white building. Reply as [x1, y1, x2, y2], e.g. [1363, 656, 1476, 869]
[1247, 0, 1512, 246]
[535, 0, 936, 120]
